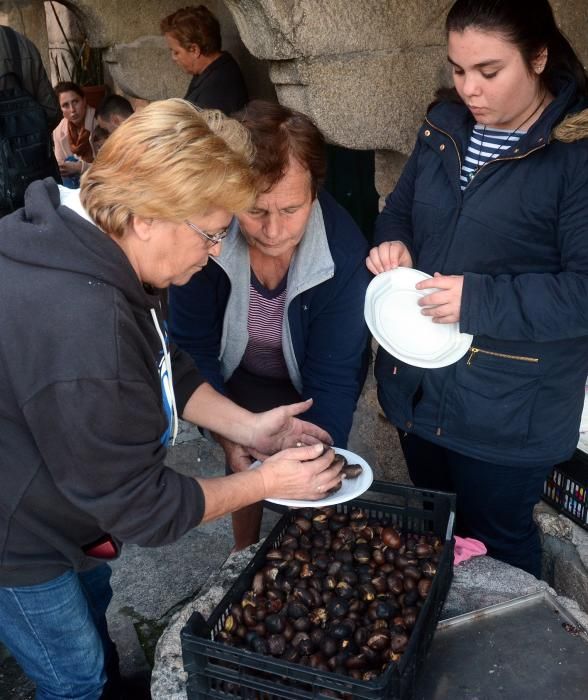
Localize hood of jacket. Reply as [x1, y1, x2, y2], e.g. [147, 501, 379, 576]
[553, 107, 588, 142]
[0, 178, 150, 311]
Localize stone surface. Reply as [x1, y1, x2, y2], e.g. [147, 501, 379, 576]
[347, 352, 410, 484]
[224, 0, 447, 60]
[536, 500, 588, 616]
[150, 545, 261, 700]
[269, 48, 448, 153]
[103, 36, 186, 100]
[442, 556, 549, 620]
[375, 151, 410, 206]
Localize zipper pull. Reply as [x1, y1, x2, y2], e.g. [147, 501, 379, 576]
[393, 366, 398, 375]
[466, 347, 478, 366]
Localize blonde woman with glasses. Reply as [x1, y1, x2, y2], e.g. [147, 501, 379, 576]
[0, 98, 340, 700]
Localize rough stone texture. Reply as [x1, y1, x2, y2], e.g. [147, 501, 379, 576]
[536, 500, 588, 615]
[269, 49, 448, 153]
[375, 150, 410, 208]
[0, 0, 51, 71]
[224, 0, 449, 60]
[103, 36, 187, 100]
[442, 556, 550, 620]
[150, 545, 261, 700]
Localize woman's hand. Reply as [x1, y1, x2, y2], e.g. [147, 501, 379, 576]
[197, 442, 341, 522]
[59, 159, 82, 177]
[366, 241, 413, 275]
[417, 272, 464, 324]
[215, 434, 254, 473]
[248, 398, 333, 458]
[257, 443, 343, 501]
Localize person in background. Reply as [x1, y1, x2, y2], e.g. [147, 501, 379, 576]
[90, 124, 109, 154]
[0, 25, 60, 128]
[161, 4, 248, 114]
[0, 25, 61, 216]
[53, 81, 96, 186]
[95, 93, 134, 134]
[367, 0, 588, 578]
[0, 98, 341, 699]
[169, 100, 371, 550]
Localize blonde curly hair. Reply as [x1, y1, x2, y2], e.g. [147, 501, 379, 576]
[80, 99, 255, 238]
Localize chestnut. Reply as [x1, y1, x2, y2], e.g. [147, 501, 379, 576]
[267, 634, 287, 656]
[381, 527, 402, 549]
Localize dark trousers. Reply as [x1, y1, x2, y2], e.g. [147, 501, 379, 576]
[226, 365, 301, 413]
[398, 431, 552, 578]
[223, 365, 301, 477]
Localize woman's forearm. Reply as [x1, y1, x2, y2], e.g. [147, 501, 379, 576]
[182, 382, 255, 446]
[196, 469, 266, 523]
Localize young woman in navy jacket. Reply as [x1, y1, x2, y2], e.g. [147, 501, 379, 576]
[368, 0, 588, 577]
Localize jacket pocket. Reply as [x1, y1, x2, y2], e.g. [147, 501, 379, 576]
[375, 348, 425, 429]
[443, 348, 541, 448]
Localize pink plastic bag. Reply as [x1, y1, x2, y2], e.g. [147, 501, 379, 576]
[453, 535, 487, 565]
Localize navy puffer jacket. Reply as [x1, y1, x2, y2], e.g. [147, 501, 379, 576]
[374, 76, 588, 467]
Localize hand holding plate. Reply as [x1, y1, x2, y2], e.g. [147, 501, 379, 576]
[366, 241, 413, 275]
[416, 272, 464, 324]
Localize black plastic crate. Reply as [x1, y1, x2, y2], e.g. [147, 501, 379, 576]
[543, 450, 588, 531]
[181, 481, 456, 700]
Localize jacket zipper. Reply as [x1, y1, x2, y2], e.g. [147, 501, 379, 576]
[422, 119, 544, 437]
[424, 117, 463, 181]
[466, 346, 539, 366]
[424, 117, 548, 186]
[465, 144, 547, 185]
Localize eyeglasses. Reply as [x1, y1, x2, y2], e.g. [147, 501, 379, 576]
[184, 219, 230, 247]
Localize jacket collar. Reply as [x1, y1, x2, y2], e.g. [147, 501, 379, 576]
[215, 198, 334, 294]
[212, 199, 333, 392]
[188, 52, 231, 91]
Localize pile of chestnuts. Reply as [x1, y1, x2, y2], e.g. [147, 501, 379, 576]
[214, 506, 445, 683]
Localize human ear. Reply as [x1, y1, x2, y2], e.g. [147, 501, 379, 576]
[532, 47, 548, 74]
[131, 216, 154, 241]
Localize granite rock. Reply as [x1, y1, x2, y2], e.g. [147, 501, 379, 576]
[151, 545, 261, 700]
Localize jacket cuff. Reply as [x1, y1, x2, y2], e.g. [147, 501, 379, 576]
[460, 272, 482, 335]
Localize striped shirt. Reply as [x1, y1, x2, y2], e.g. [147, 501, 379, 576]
[460, 124, 525, 190]
[241, 270, 289, 379]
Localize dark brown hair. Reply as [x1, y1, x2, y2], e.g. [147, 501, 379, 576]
[54, 81, 85, 99]
[447, 0, 588, 97]
[235, 100, 326, 197]
[160, 5, 221, 55]
[96, 94, 133, 121]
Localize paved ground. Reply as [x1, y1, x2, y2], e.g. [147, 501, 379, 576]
[0, 365, 410, 699]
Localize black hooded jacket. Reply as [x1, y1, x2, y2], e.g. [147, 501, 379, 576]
[0, 180, 205, 586]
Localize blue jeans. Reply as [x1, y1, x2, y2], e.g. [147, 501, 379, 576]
[0, 564, 116, 699]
